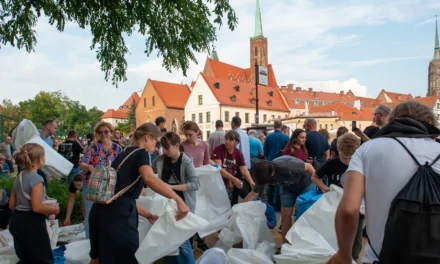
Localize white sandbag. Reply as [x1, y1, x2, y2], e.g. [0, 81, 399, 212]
[227, 248, 273, 264]
[275, 185, 356, 264]
[65, 239, 91, 264]
[217, 228, 241, 248]
[256, 241, 276, 261]
[135, 199, 209, 264]
[198, 208, 231, 238]
[0, 255, 19, 264]
[195, 166, 231, 220]
[46, 220, 59, 249]
[11, 119, 73, 179]
[196, 248, 230, 264]
[58, 224, 86, 243]
[136, 192, 168, 242]
[0, 230, 14, 255]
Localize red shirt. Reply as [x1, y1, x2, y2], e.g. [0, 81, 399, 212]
[282, 146, 308, 162]
[211, 144, 245, 177]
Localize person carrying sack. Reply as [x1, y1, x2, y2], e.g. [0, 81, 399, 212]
[88, 123, 190, 264]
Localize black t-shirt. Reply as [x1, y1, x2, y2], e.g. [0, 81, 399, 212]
[68, 182, 81, 193]
[162, 153, 185, 202]
[111, 146, 150, 199]
[253, 156, 310, 194]
[330, 139, 338, 157]
[315, 157, 348, 187]
[58, 139, 84, 168]
[362, 126, 380, 145]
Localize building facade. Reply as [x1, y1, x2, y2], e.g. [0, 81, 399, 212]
[100, 92, 140, 127]
[428, 18, 440, 96]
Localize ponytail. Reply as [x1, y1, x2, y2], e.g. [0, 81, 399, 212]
[13, 143, 45, 169]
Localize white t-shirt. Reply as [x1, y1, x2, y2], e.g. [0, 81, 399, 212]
[347, 137, 440, 263]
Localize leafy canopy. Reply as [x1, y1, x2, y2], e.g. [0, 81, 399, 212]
[0, 0, 238, 86]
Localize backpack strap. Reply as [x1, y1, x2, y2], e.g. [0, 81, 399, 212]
[430, 152, 440, 167]
[116, 147, 143, 171]
[392, 138, 421, 166]
[18, 172, 31, 200]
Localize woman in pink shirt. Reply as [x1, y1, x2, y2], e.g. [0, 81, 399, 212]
[282, 129, 311, 162]
[181, 121, 210, 167]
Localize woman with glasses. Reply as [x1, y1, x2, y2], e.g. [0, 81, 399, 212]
[79, 121, 123, 238]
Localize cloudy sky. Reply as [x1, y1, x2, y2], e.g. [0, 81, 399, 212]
[1, 0, 440, 111]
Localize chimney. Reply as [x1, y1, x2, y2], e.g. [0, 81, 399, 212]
[331, 111, 335, 116]
[353, 100, 361, 110]
[296, 87, 301, 91]
[281, 86, 287, 92]
[305, 100, 309, 116]
[340, 91, 344, 95]
[287, 84, 294, 92]
[308, 87, 313, 92]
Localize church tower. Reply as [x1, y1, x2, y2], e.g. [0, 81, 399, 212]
[428, 16, 440, 96]
[250, 0, 268, 83]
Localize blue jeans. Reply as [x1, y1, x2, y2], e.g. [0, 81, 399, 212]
[164, 240, 195, 264]
[82, 181, 94, 239]
[67, 167, 81, 184]
[279, 183, 317, 208]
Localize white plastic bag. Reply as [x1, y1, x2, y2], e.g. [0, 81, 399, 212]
[136, 191, 168, 243]
[256, 241, 276, 261]
[46, 220, 59, 249]
[274, 185, 356, 264]
[198, 208, 231, 238]
[135, 199, 209, 264]
[227, 248, 273, 264]
[195, 248, 230, 264]
[64, 239, 91, 264]
[58, 224, 86, 243]
[0, 255, 19, 264]
[0, 230, 14, 255]
[10, 119, 40, 149]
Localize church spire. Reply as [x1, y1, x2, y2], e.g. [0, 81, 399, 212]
[435, 16, 440, 60]
[254, 0, 263, 37]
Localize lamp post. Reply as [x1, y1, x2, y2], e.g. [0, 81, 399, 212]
[255, 59, 260, 125]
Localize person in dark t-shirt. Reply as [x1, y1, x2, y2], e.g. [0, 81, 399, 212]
[58, 130, 84, 184]
[304, 118, 330, 166]
[64, 174, 84, 226]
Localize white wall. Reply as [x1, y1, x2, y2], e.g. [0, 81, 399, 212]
[102, 117, 127, 127]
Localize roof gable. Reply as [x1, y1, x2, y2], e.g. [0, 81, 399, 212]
[118, 92, 140, 112]
[415, 95, 438, 108]
[101, 109, 127, 119]
[150, 80, 190, 109]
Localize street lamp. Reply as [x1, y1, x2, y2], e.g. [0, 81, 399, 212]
[255, 59, 260, 125]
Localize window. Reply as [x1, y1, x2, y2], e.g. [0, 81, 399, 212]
[225, 111, 230, 122]
[206, 130, 211, 139]
[198, 95, 203, 105]
[172, 120, 177, 132]
[325, 124, 328, 130]
[235, 112, 240, 117]
[322, 101, 326, 106]
[230, 95, 236, 102]
[249, 98, 256, 104]
[331, 124, 333, 130]
[199, 113, 203, 123]
[305, 99, 309, 105]
[295, 99, 300, 105]
[234, 85, 240, 92]
[278, 115, 281, 119]
[268, 91, 273, 97]
[263, 114, 267, 123]
[143, 98, 146, 108]
[320, 124, 322, 129]
[213, 82, 220, 89]
[245, 113, 249, 123]
[267, 100, 272, 106]
[192, 114, 196, 122]
[359, 124, 362, 130]
[206, 112, 211, 123]
[272, 115, 275, 120]
[314, 100, 318, 106]
[255, 47, 258, 56]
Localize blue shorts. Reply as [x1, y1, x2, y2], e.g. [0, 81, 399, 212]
[279, 183, 316, 208]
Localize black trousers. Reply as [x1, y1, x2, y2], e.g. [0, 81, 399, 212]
[231, 180, 250, 206]
[9, 210, 53, 264]
[89, 196, 139, 264]
[6, 159, 14, 173]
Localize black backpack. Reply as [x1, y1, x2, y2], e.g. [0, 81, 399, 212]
[369, 137, 440, 263]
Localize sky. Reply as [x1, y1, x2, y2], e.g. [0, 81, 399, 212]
[1, 0, 440, 111]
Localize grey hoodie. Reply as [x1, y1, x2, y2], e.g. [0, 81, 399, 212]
[153, 153, 200, 213]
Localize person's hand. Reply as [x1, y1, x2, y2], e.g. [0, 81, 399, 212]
[54, 204, 60, 215]
[353, 127, 363, 137]
[232, 178, 243, 189]
[327, 251, 352, 264]
[63, 218, 71, 226]
[306, 158, 313, 164]
[322, 187, 331, 193]
[249, 181, 256, 189]
[175, 199, 189, 221]
[168, 184, 175, 190]
[146, 212, 159, 224]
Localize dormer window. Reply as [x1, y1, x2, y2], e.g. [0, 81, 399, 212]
[295, 99, 300, 105]
[313, 100, 318, 106]
[213, 82, 220, 89]
[267, 100, 272, 106]
[268, 91, 273, 97]
[234, 85, 240, 92]
[305, 99, 309, 105]
[230, 95, 236, 102]
[330, 101, 335, 104]
[249, 98, 256, 104]
[322, 101, 326, 106]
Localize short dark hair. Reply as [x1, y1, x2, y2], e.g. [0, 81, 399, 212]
[225, 130, 240, 143]
[86, 133, 94, 141]
[250, 160, 278, 186]
[274, 120, 282, 129]
[215, 120, 224, 128]
[281, 125, 288, 131]
[67, 129, 77, 138]
[44, 120, 55, 126]
[155, 116, 166, 126]
[231, 116, 242, 127]
[73, 173, 82, 182]
[114, 128, 120, 133]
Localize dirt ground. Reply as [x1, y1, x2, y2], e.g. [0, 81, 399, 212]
[193, 213, 367, 263]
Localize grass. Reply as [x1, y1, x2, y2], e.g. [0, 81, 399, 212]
[0, 177, 84, 224]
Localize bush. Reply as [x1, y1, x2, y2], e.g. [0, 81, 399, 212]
[0, 177, 84, 224]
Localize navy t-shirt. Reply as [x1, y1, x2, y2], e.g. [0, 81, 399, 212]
[305, 131, 330, 163]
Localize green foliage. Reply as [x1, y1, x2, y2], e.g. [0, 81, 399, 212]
[117, 122, 131, 135]
[127, 100, 137, 127]
[0, 177, 84, 224]
[0, 0, 238, 87]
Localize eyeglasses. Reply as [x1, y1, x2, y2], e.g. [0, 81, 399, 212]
[373, 112, 381, 116]
[97, 130, 111, 135]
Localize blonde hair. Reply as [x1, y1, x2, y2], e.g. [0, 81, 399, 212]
[389, 100, 438, 127]
[13, 143, 45, 169]
[94, 121, 114, 138]
[337, 133, 360, 157]
[132, 123, 161, 145]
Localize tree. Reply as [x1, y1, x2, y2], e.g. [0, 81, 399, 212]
[0, 99, 22, 119]
[0, 0, 238, 86]
[127, 100, 136, 127]
[19, 91, 66, 127]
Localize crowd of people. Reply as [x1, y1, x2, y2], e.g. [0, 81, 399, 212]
[1, 100, 440, 264]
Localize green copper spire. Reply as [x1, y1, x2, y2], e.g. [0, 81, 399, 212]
[254, 0, 263, 37]
[435, 16, 440, 60]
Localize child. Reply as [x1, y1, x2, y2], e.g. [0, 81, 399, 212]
[0, 154, 8, 178]
[63, 173, 84, 226]
[9, 143, 60, 263]
[311, 133, 362, 262]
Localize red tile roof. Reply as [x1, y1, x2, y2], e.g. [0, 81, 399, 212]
[415, 95, 438, 108]
[282, 89, 358, 109]
[200, 73, 289, 112]
[205, 58, 278, 88]
[101, 109, 127, 119]
[150, 80, 190, 109]
[309, 102, 374, 121]
[378, 90, 413, 102]
[356, 96, 381, 108]
[118, 92, 140, 112]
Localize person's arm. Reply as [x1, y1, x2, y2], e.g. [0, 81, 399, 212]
[239, 166, 255, 188]
[212, 159, 243, 188]
[31, 183, 60, 215]
[8, 189, 16, 210]
[305, 162, 316, 176]
[171, 161, 200, 192]
[324, 149, 330, 161]
[140, 165, 189, 220]
[64, 192, 76, 226]
[328, 170, 365, 264]
[312, 173, 330, 193]
[330, 150, 336, 159]
[354, 128, 370, 142]
[204, 143, 210, 165]
[79, 144, 95, 172]
[136, 202, 159, 224]
[243, 191, 259, 202]
[258, 141, 264, 158]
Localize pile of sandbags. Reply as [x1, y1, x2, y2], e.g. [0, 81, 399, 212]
[58, 224, 86, 244]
